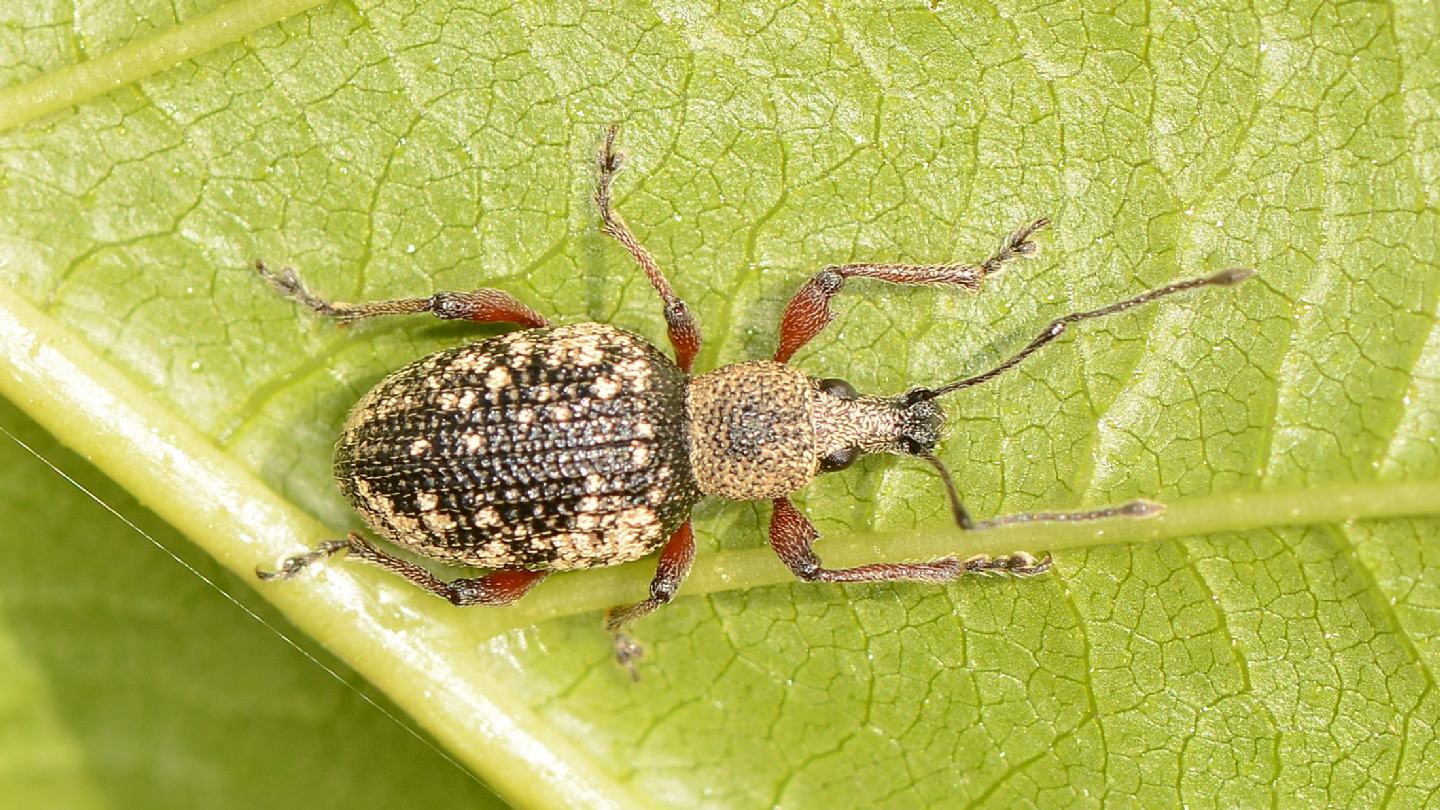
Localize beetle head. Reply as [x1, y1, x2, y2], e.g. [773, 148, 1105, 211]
[810, 378, 946, 472]
[891, 389, 945, 457]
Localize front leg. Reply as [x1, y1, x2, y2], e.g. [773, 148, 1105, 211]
[774, 219, 1048, 363]
[768, 497, 1052, 583]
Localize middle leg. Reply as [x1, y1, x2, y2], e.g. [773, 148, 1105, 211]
[774, 219, 1049, 363]
[602, 521, 697, 676]
[256, 262, 549, 329]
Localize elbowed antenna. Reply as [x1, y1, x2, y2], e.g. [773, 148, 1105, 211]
[909, 266, 1255, 402]
[919, 450, 976, 529]
[918, 449, 1165, 533]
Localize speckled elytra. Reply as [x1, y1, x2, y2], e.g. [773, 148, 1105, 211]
[256, 126, 1253, 673]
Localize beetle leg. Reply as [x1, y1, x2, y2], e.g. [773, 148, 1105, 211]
[254, 538, 351, 580]
[774, 219, 1048, 363]
[767, 497, 1053, 584]
[594, 125, 702, 372]
[255, 261, 548, 328]
[257, 533, 548, 606]
[603, 521, 696, 677]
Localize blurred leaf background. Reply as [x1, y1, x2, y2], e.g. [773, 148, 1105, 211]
[1, 0, 1438, 807]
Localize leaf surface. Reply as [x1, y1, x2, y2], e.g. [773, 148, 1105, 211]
[1, 1, 1439, 807]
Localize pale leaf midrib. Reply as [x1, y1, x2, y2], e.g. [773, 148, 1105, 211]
[508, 478, 1440, 629]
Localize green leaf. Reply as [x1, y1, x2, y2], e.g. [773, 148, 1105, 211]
[2, 1, 1439, 807]
[0, 400, 504, 809]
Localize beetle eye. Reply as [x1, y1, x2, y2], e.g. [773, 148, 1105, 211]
[818, 446, 860, 473]
[818, 378, 859, 400]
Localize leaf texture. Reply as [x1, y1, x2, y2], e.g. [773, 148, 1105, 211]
[1, 1, 1439, 807]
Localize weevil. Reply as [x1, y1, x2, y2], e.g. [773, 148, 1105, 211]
[257, 126, 1253, 671]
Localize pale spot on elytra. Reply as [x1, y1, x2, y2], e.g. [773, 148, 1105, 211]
[423, 512, 455, 533]
[486, 366, 513, 390]
[475, 506, 502, 527]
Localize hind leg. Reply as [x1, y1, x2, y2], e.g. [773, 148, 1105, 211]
[257, 533, 548, 606]
[255, 262, 548, 329]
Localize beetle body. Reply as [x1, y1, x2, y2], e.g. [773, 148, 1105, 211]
[335, 322, 700, 571]
[337, 323, 938, 571]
